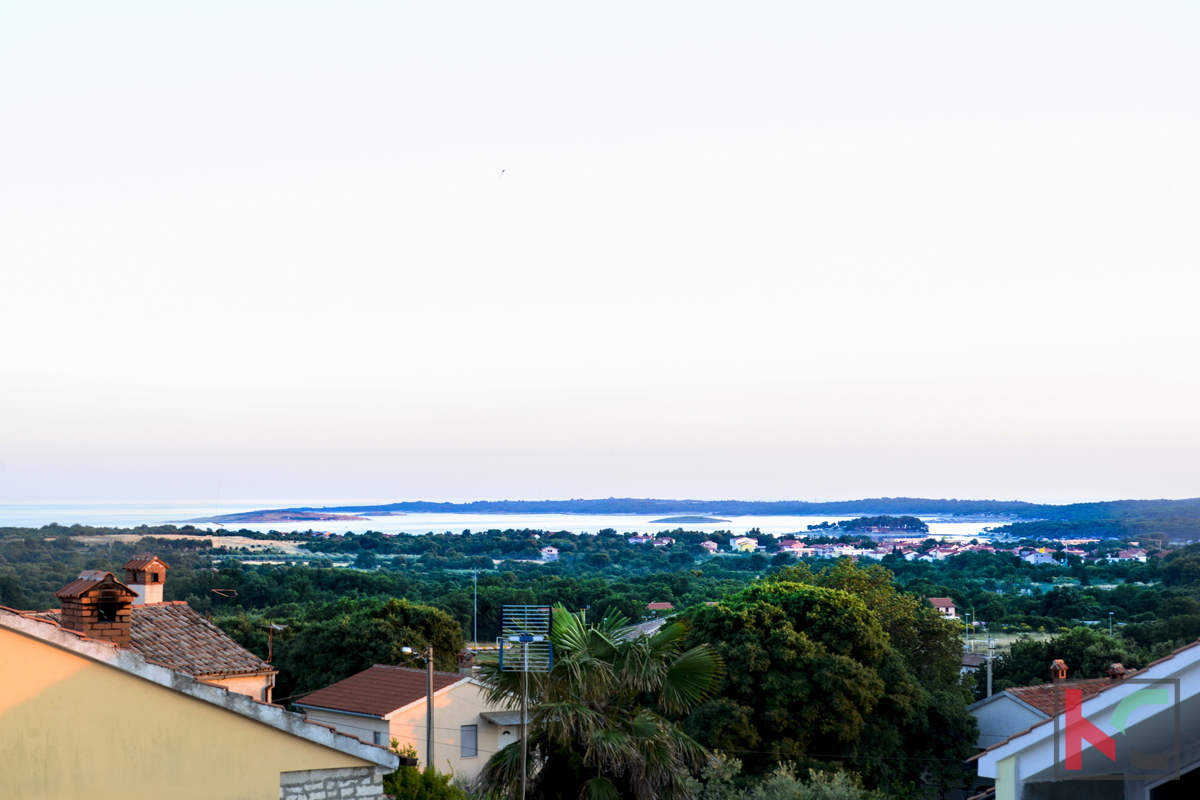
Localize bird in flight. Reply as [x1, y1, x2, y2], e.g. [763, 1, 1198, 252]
[499, 169, 505, 178]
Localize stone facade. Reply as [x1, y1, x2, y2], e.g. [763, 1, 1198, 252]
[279, 766, 388, 800]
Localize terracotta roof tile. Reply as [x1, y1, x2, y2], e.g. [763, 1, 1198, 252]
[1006, 679, 1111, 716]
[20, 604, 274, 679]
[129, 602, 275, 678]
[298, 665, 467, 718]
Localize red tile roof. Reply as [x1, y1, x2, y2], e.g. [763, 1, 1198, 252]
[967, 640, 1200, 763]
[927, 597, 955, 607]
[646, 602, 674, 611]
[21, 603, 274, 679]
[1006, 679, 1112, 716]
[297, 665, 468, 718]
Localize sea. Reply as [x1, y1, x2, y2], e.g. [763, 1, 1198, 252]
[0, 502, 1004, 540]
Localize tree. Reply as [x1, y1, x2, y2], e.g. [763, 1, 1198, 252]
[383, 741, 465, 800]
[279, 598, 464, 697]
[683, 564, 976, 796]
[475, 608, 724, 800]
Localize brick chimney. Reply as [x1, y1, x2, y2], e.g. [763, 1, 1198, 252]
[54, 571, 137, 646]
[123, 555, 170, 605]
[1050, 659, 1069, 682]
[1107, 662, 1128, 681]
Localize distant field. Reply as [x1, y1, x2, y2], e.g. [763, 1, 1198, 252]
[71, 533, 309, 555]
[966, 630, 1057, 654]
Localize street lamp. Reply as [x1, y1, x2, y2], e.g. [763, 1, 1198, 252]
[401, 646, 435, 768]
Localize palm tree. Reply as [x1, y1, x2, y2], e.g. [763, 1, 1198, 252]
[476, 607, 724, 800]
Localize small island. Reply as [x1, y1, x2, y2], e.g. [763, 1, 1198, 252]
[650, 515, 731, 524]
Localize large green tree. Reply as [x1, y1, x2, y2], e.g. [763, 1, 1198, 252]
[476, 608, 724, 800]
[273, 597, 464, 697]
[683, 562, 976, 797]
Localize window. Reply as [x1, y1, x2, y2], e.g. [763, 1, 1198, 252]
[461, 725, 478, 758]
[97, 602, 119, 622]
[373, 731, 385, 746]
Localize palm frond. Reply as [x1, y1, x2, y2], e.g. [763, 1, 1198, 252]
[658, 644, 724, 715]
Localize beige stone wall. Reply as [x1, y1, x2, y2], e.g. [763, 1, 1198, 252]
[0, 627, 376, 800]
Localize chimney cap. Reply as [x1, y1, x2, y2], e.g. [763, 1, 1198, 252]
[123, 555, 171, 572]
[54, 571, 138, 601]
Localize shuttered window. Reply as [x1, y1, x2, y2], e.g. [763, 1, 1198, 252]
[461, 724, 478, 758]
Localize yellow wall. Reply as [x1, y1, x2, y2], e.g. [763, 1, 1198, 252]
[388, 680, 504, 778]
[210, 672, 274, 702]
[0, 627, 374, 800]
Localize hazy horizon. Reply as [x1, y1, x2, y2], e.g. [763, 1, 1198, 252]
[3, 2, 1198, 503]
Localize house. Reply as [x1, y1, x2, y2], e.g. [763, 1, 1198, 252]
[651, 537, 674, 547]
[646, 602, 674, 616]
[928, 597, 957, 618]
[729, 536, 758, 552]
[1020, 549, 1058, 565]
[1106, 549, 1149, 563]
[971, 644, 1200, 799]
[967, 664, 1119, 749]
[627, 535, 655, 545]
[698, 541, 719, 553]
[296, 663, 516, 779]
[20, 557, 277, 702]
[961, 652, 987, 677]
[0, 605, 398, 800]
[540, 546, 560, 561]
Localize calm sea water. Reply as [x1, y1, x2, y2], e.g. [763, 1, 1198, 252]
[0, 502, 1003, 539]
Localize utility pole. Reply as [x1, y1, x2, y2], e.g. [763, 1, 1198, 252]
[473, 570, 479, 646]
[402, 645, 435, 768]
[987, 637, 995, 697]
[426, 645, 434, 768]
[521, 665, 528, 800]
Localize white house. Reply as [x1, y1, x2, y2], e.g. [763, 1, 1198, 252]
[698, 541, 719, 554]
[540, 546, 560, 561]
[297, 664, 521, 779]
[972, 642, 1200, 799]
[1106, 549, 1149, 563]
[1021, 550, 1058, 565]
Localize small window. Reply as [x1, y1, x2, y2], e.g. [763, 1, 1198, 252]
[97, 603, 119, 622]
[374, 731, 385, 746]
[150, 572, 160, 582]
[461, 725, 478, 758]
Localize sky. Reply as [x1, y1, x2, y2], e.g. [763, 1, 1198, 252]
[2, 1, 1199, 505]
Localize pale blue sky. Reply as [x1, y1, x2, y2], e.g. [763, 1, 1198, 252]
[2, 2, 1199, 503]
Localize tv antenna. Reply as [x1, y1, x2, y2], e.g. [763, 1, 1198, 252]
[499, 605, 553, 800]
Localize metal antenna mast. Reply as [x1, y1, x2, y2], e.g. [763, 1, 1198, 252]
[499, 605, 553, 800]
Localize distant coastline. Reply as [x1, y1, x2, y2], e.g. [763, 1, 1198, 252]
[174, 496, 1200, 526]
[649, 515, 731, 524]
[173, 510, 366, 524]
